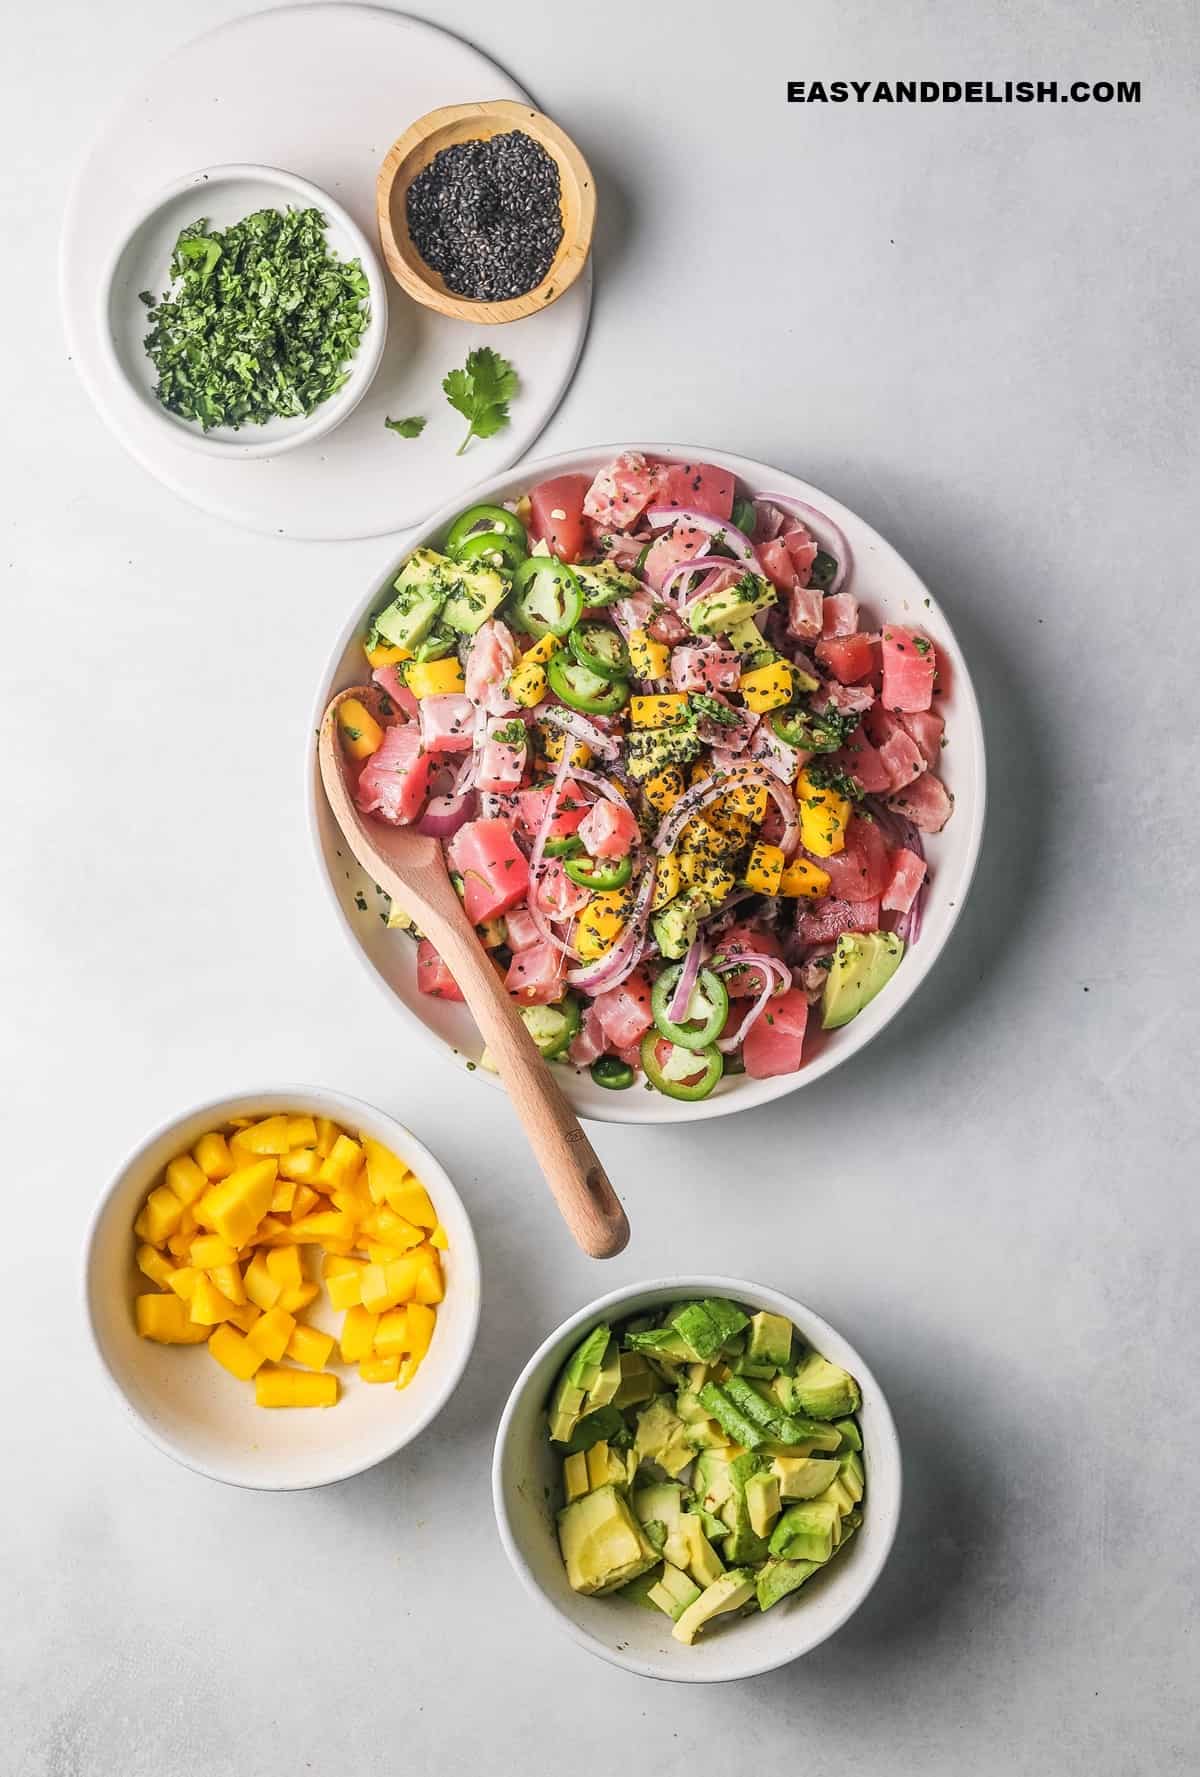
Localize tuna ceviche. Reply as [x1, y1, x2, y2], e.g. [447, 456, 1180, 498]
[340, 451, 954, 1103]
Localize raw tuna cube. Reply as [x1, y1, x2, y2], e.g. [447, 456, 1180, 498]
[795, 896, 882, 944]
[743, 986, 808, 1078]
[447, 819, 530, 922]
[881, 627, 937, 712]
[832, 731, 892, 794]
[593, 971, 654, 1048]
[816, 631, 876, 685]
[878, 723, 927, 791]
[355, 723, 434, 825]
[371, 664, 419, 722]
[881, 848, 927, 915]
[504, 903, 541, 951]
[418, 693, 476, 753]
[466, 619, 517, 715]
[815, 815, 892, 899]
[898, 709, 945, 769]
[888, 772, 953, 833]
[643, 524, 713, 592]
[577, 799, 639, 858]
[583, 452, 660, 530]
[822, 594, 859, 637]
[670, 646, 741, 693]
[416, 939, 464, 1001]
[476, 718, 527, 793]
[569, 1005, 607, 1067]
[650, 460, 736, 521]
[787, 583, 824, 640]
[505, 940, 566, 1005]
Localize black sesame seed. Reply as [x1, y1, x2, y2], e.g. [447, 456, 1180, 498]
[406, 130, 564, 302]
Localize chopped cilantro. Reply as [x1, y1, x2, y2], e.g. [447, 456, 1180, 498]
[385, 414, 427, 438]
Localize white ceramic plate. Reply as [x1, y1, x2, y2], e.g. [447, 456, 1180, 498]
[492, 1277, 902, 1683]
[101, 164, 388, 459]
[309, 443, 987, 1125]
[61, 4, 591, 538]
[83, 1086, 480, 1491]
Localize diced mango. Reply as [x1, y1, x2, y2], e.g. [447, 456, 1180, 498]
[340, 1306, 379, 1363]
[401, 1303, 434, 1366]
[230, 1115, 292, 1158]
[246, 1305, 297, 1363]
[282, 1210, 358, 1246]
[285, 1115, 317, 1148]
[193, 1131, 234, 1181]
[429, 1223, 450, 1252]
[739, 659, 794, 712]
[382, 1179, 437, 1230]
[135, 1243, 175, 1289]
[643, 764, 685, 815]
[364, 640, 411, 669]
[188, 1274, 241, 1326]
[316, 1134, 364, 1192]
[724, 779, 769, 824]
[405, 657, 466, 698]
[412, 1252, 445, 1306]
[133, 1185, 184, 1247]
[778, 856, 832, 898]
[629, 628, 670, 680]
[536, 723, 591, 768]
[337, 698, 385, 761]
[195, 1159, 277, 1247]
[280, 1147, 321, 1184]
[796, 769, 852, 857]
[188, 1235, 237, 1269]
[744, 839, 785, 895]
[265, 1247, 303, 1294]
[226, 1302, 262, 1335]
[166, 1265, 200, 1302]
[521, 633, 562, 667]
[652, 851, 683, 911]
[314, 1118, 340, 1158]
[361, 1257, 420, 1313]
[279, 1282, 320, 1315]
[630, 693, 688, 728]
[255, 1367, 339, 1408]
[166, 1228, 193, 1260]
[243, 1250, 282, 1312]
[508, 661, 547, 707]
[208, 1322, 265, 1380]
[361, 1136, 408, 1205]
[165, 1155, 210, 1207]
[575, 889, 630, 963]
[135, 1294, 209, 1345]
[270, 1177, 296, 1213]
[290, 1185, 320, 1220]
[207, 1263, 246, 1307]
[374, 1308, 410, 1357]
[286, 1323, 335, 1370]
[394, 1356, 423, 1391]
[359, 1354, 401, 1384]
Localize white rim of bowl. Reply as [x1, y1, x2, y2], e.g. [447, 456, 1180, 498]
[490, 1274, 903, 1683]
[81, 1083, 481, 1490]
[307, 443, 988, 1124]
[97, 163, 389, 460]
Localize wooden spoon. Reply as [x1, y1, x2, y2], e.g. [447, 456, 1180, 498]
[319, 687, 629, 1260]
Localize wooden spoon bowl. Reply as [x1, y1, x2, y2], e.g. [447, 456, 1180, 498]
[376, 99, 596, 324]
[319, 687, 629, 1260]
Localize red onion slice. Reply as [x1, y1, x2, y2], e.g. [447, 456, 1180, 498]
[666, 936, 705, 1024]
[416, 793, 475, 839]
[566, 860, 657, 994]
[711, 953, 790, 1053]
[533, 701, 621, 762]
[644, 507, 758, 564]
[659, 553, 716, 604]
[758, 493, 853, 597]
[653, 765, 799, 860]
[522, 746, 584, 959]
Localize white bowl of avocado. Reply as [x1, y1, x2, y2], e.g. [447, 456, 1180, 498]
[492, 1278, 901, 1681]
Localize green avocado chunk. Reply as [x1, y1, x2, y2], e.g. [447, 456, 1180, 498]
[547, 1323, 613, 1443]
[772, 1455, 841, 1500]
[670, 1298, 750, 1361]
[647, 1562, 703, 1622]
[671, 1569, 756, 1644]
[821, 930, 905, 1030]
[441, 560, 509, 634]
[687, 570, 777, 636]
[557, 1485, 660, 1595]
[372, 548, 452, 650]
[746, 1310, 793, 1371]
[634, 1396, 693, 1478]
[769, 1500, 841, 1564]
[756, 1557, 821, 1611]
[788, 1350, 863, 1420]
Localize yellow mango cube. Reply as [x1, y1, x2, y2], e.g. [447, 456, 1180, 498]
[628, 628, 670, 680]
[208, 1322, 265, 1381]
[284, 1210, 357, 1246]
[744, 840, 785, 895]
[796, 770, 851, 857]
[724, 779, 769, 824]
[643, 764, 685, 815]
[406, 1303, 437, 1362]
[208, 1263, 246, 1307]
[508, 660, 547, 707]
[374, 1307, 411, 1357]
[188, 1235, 237, 1269]
[133, 1184, 184, 1247]
[280, 1147, 321, 1184]
[575, 890, 630, 963]
[188, 1274, 240, 1326]
[232, 1115, 292, 1157]
[286, 1323, 335, 1370]
[195, 1159, 277, 1247]
[630, 693, 688, 728]
[315, 1117, 340, 1158]
[778, 856, 832, 898]
[316, 1134, 364, 1192]
[412, 1252, 445, 1306]
[364, 640, 411, 669]
[243, 1250, 282, 1312]
[429, 1223, 449, 1251]
[285, 1115, 317, 1148]
[382, 1178, 438, 1229]
[340, 1306, 379, 1364]
[135, 1243, 175, 1289]
[166, 1265, 200, 1302]
[270, 1177, 297, 1213]
[652, 851, 683, 911]
[255, 1367, 339, 1409]
[361, 1257, 420, 1313]
[521, 633, 562, 667]
[165, 1228, 193, 1260]
[265, 1247, 303, 1294]
[535, 723, 591, 768]
[246, 1305, 297, 1363]
[136, 1294, 210, 1345]
[337, 698, 385, 761]
[359, 1354, 401, 1384]
[361, 1136, 408, 1204]
[406, 657, 466, 698]
[290, 1185, 320, 1220]
[279, 1282, 320, 1315]
[739, 659, 794, 712]
[193, 1131, 234, 1181]
[323, 1256, 366, 1311]
[165, 1155, 210, 1207]
[226, 1302, 262, 1335]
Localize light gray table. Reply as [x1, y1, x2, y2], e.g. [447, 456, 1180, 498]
[3, 2, 1196, 1772]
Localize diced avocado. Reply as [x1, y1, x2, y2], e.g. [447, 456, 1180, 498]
[632, 1482, 690, 1569]
[625, 724, 703, 780]
[768, 1500, 841, 1564]
[613, 1350, 659, 1409]
[586, 1440, 630, 1491]
[554, 1404, 627, 1456]
[694, 1450, 736, 1514]
[721, 1510, 768, 1566]
[839, 1449, 866, 1503]
[834, 1417, 863, 1453]
[671, 1569, 756, 1644]
[652, 887, 713, 961]
[820, 930, 905, 1030]
[725, 615, 767, 655]
[634, 1396, 693, 1478]
[681, 1512, 726, 1588]
[747, 1310, 793, 1371]
[587, 1338, 623, 1411]
[687, 570, 776, 637]
[813, 1475, 858, 1518]
[573, 560, 642, 604]
[624, 1326, 692, 1362]
[756, 1557, 820, 1612]
[722, 1376, 780, 1432]
[682, 1414, 731, 1454]
[745, 1471, 781, 1538]
[563, 1450, 589, 1503]
[771, 1455, 841, 1500]
[547, 1323, 612, 1442]
[648, 1562, 703, 1622]
[670, 1298, 750, 1362]
[442, 560, 509, 635]
[618, 1565, 666, 1611]
[410, 626, 456, 662]
[373, 548, 455, 649]
[698, 1382, 767, 1450]
[789, 1349, 863, 1420]
[558, 1485, 660, 1595]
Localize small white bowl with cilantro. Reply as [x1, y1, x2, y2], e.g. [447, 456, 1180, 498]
[493, 1276, 901, 1681]
[101, 164, 388, 458]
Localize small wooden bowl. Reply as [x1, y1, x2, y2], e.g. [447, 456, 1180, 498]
[377, 100, 595, 324]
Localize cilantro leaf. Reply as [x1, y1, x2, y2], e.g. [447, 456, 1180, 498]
[384, 415, 426, 439]
[442, 347, 518, 456]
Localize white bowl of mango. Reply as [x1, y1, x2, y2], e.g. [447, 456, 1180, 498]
[84, 1087, 481, 1489]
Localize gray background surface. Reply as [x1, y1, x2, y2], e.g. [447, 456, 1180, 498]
[4, 1, 1198, 1772]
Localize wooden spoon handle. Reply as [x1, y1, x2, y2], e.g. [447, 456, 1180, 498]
[426, 912, 629, 1260]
